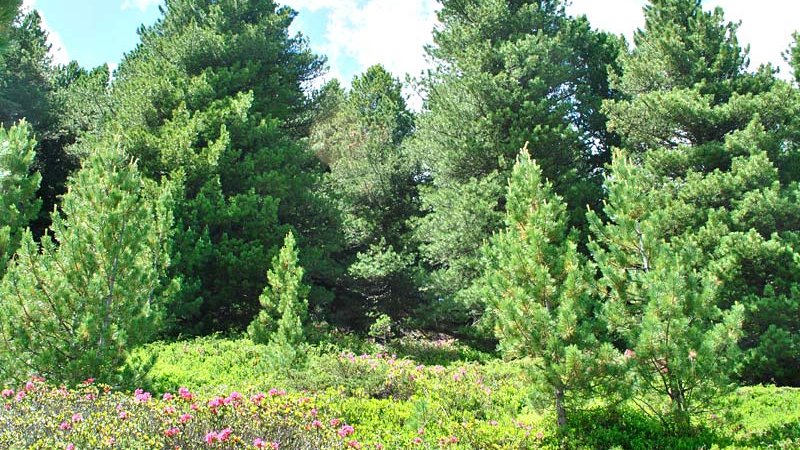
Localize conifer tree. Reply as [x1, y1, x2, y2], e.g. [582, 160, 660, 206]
[0, 120, 41, 276]
[481, 146, 618, 430]
[77, 0, 336, 332]
[603, 0, 800, 386]
[0, 142, 174, 383]
[249, 231, 309, 353]
[409, 0, 622, 327]
[589, 150, 744, 430]
[311, 65, 419, 321]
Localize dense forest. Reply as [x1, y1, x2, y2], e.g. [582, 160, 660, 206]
[1, 0, 799, 448]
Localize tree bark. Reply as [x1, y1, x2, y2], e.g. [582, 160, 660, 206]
[555, 386, 567, 429]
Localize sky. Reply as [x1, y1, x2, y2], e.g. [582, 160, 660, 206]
[22, 0, 800, 95]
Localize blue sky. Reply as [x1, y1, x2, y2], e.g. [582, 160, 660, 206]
[23, 0, 800, 92]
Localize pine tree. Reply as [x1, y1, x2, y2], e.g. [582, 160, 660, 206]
[589, 150, 744, 430]
[249, 231, 309, 353]
[409, 0, 622, 327]
[480, 145, 618, 430]
[76, 0, 336, 333]
[0, 120, 41, 276]
[311, 65, 419, 322]
[602, 0, 800, 386]
[0, 142, 174, 384]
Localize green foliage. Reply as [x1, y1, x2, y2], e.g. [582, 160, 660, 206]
[409, 0, 623, 325]
[479, 147, 619, 429]
[311, 65, 420, 321]
[589, 150, 744, 431]
[0, 0, 19, 51]
[0, 143, 174, 384]
[249, 231, 309, 366]
[80, 0, 334, 333]
[0, 120, 41, 275]
[603, 0, 800, 387]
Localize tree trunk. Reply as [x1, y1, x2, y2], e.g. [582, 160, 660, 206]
[555, 386, 567, 430]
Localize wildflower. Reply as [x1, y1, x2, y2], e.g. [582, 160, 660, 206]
[72, 413, 83, 423]
[623, 349, 635, 359]
[311, 420, 323, 429]
[338, 425, 355, 437]
[0, 389, 12, 398]
[330, 418, 341, 427]
[163, 392, 174, 401]
[165, 427, 180, 437]
[83, 378, 95, 385]
[689, 350, 697, 360]
[164, 405, 176, 415]
[347, 441, 362, 449]
[85, 393, 96, 401]
[205, 432, 219, 444]
[24, 381, 35, 391]
[66, 444, 75, 450]
[134, 388, 151, 403]
[179, 413, 193, 423]
[15, 391, 25, 402]
[253, 438, 267, 448]
[178, 387, 193, 401]
[250, 392, 266, 405]
[59, 421, 71, 431]
[413, 437, 422, 445]
[218, 428, 233, 442]
[118, 411, 128, 420]
[417, 427, 425, 435]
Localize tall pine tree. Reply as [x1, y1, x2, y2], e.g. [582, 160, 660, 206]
[0, 142, 174, 384]
[480, 146, 618, 430]
[409, 0, 622, 328]
[603, 0, 800, 386]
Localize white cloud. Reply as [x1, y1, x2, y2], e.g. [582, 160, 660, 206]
[21, 0, 70, 66]
[284, 0, 439, 109]
[567, 0, 798, 79]
[121, 0, 161, 12]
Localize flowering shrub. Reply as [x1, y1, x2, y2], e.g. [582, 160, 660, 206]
[0, 378, 349, 449]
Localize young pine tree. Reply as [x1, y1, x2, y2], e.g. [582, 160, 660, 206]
[480, 146, 618, 430]
[589, 150, 744, 431]
[0, 120, 41, 276]
[0, 142, 174, 384]
[249, 231, 309, 363]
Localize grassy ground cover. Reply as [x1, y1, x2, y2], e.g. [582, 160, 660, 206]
[1, 336, 798, 449]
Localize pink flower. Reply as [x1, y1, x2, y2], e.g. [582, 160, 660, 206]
[83, 378, 95, 385]
[164, 427, 180, 437]
[65, 444, 75, 450]
[163, 392, 174, 401]
[24, 381, 35, 392]
[207, 397, 224, 408]
[310, 408, 318, 418]
[330, 418, 341, 427]
[72, 413, 83, 423]
[413, 437, 422, 445]
[271, 443, 280, 450]
[253, 438, 267, 448]
[179, 413, 193, 423]
[118, 411, 128, 420]
[417, 427, 425, 435]
[311, 420, 323, 429]
[134, 389, 151, 403]
[15, 391, 25, 402]
[250, 393, 266, 405]
[85, 393, 95, 401]
[205, 432, 218, 444]
[338, 425, 355, 437]
[59, 421, 71, 431]
[1, 389, 13, 398]
[178, 387, 193, 401]
[218, 428, 233, 442]
[623, 349, 636, 359]
[163, 405, 176, 415]
[347, 441, 361, 449]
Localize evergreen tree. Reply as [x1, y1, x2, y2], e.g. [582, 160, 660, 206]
[589, 150, 744, 430]
[603, 0, 800, 386]
[249, 231, 309, 362]
[78, 0, 336, 332]
[0, 120, 41, 276]
[0, 0, 19, 51]
[310, 65, 419, 322]
[409, 0, 622, 327]
[0, 142, 174, 384]
[480, 146, 618, 430]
